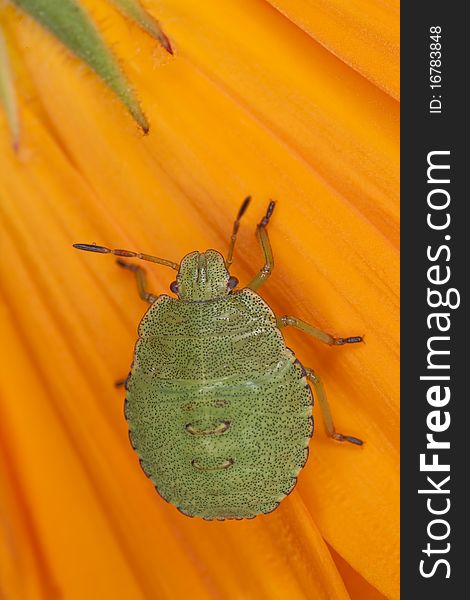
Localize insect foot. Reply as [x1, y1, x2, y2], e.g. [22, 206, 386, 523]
[333, 335, 364, 345]
[331, 433, 364, 446]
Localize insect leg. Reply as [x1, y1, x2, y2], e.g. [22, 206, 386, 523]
[305, 368, 364, 446]
[226, 196, 251, 268]
[277, 315, 363, 346]
[73, 243, 179, 270]
[116, 259, 158, 303]
[246, 201, 275, 290]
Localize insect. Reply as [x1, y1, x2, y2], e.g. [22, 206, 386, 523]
[74, 198, 363, 520]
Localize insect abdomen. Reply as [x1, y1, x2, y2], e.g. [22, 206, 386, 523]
[126, 292, 313, 519]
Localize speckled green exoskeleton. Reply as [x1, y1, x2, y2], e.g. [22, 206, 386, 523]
[74, 198, 363, 520]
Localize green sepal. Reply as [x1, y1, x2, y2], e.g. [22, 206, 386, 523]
[11, 0, 149, 132]
[110, 0, 172, 53]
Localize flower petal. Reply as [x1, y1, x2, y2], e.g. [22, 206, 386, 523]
[329, 545, 390, 600]
[0, 22, 20, 150]
[144, 0, 399, 247]
[265, 0, 400, 100]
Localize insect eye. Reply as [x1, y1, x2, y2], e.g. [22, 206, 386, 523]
[170, 281, 179, 294]
[227, 276, 239, 290]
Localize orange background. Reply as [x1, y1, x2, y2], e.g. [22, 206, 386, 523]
[0, 1, 399, 598]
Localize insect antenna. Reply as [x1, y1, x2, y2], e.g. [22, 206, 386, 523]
[226, 196, 251, 268]
[73, 244, 179, 270]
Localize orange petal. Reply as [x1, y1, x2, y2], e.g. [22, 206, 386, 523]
[265, 0, 400, 100]
[0, 21, 20, 150]
[329, 545, 390, 600]
[1, 1, 399, 598]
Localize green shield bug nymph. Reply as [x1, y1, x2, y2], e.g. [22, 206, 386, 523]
[74, 198, 363, 521]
